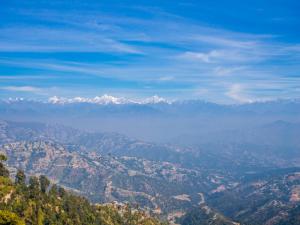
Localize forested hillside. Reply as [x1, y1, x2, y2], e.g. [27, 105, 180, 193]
[0, 154, 166, 225]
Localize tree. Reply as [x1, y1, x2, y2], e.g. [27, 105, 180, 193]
[0, 154, 7, 161]
[29, 176, 40, 199]
[39, 175, 50, 193]
[0, 154, 9, 177]
[0, 156, 165, 225]
[49, 184, 58, 197]
[0, 210, 25, 225]
[15, 170, 26, 186]
[58, 186, 66, 198]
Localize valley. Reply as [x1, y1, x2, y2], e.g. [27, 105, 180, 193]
[1, 118, 300, 224]
[1, 0, 299, 223]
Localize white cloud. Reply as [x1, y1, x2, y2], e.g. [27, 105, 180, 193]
[0, 5, 299, 102]
[180, 49, 264, 64]
[181, 50, 222, 63]
[214, 66, 245, 76]
[191, 34, 259, 49]
[0, 27, 142, 54]
[158, 76, 174, 81]
[226, 84, 254, 103]
[1, 86, 42, 93]
[0, 75, 55, 80]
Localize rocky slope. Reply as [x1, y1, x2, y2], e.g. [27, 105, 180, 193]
[0, 140, 232, 219]
[207, 168, 300, 225]
[1, 120, 300, 224]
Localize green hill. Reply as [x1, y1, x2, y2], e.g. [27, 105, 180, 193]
[0, 154, 166, 225]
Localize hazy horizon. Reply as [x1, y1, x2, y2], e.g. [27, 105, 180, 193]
[1, 1, 300, 225]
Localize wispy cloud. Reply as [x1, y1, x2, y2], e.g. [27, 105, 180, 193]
[0, 75, 56, 80]
[214, 67, 245, 76]
[226, 84, 254, 103]
[1, 86, 42, 93]
[0, 2, 299, 102]
[179, 49, 260, 64]
[190, 34, 260, 49]
[180, 51, 222, 63]
[0, 27, 142, 54]
[158, 76, 174, 81]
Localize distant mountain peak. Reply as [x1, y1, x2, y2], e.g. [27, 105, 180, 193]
[142, 95, 170, 104]
[48, 95, 170, 105]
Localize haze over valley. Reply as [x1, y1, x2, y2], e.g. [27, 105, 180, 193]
[1, 98, 300, 224]
[1, 0, 300, 224]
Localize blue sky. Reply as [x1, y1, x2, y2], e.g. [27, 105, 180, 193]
[0, 0, 299, 103]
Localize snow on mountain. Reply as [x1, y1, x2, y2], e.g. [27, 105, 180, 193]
[48, 95, 170, 105]
[142, 95, 170, 104]
[49, 95, 132, 105]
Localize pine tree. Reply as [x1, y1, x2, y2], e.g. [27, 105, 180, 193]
[0, 154, 9, 178]
[15, 170, 26, 186]
[39, 175, 50, 193]
[0, 156, 166, 225]
[28, 176, 40, 199]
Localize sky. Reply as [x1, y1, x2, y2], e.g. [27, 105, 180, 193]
[0, 0, 299, 103]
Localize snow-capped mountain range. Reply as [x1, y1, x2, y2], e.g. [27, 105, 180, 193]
[3, 95, 300, 106]
[48, 95, 171, 105]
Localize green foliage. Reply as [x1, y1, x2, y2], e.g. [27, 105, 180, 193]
[15, 170, 26, 186]
[0, 176, 14, 201]
[0, 157, 166, 225]
[39, 176, 50, 194]
[0, 155, 7, 162]
[28, 176, 40, 200]
[0, 210, 25, 225]
[0, 154, 9, 178]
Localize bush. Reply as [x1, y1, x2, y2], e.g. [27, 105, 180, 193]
[0, 210, 25, 225]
